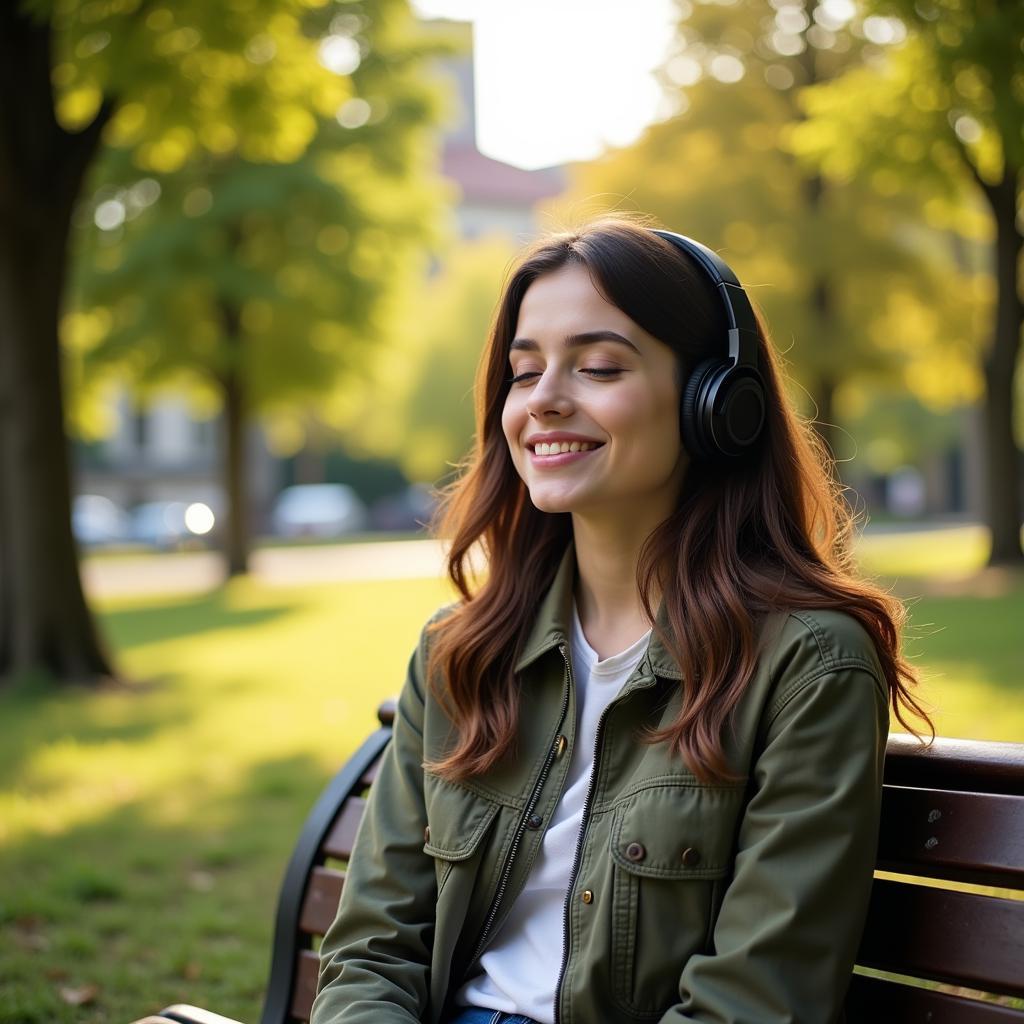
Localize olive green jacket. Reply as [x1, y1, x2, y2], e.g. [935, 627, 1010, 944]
[312, 543, 890, 1024]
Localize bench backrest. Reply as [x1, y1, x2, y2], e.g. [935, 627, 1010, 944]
[847, 733, 1024, 1021]
[266, 708, 1024, 1023]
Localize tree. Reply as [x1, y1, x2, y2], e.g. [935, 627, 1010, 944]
[788, 2, 1024, 564]
[69, 69, 450, 575]
[553, 0, 980, 463]
[0, 0, 452, 686]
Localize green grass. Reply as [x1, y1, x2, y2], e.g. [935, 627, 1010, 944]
[854, 523, 991, 580]
[855, 524, 1024, 742]
[0, 575, 454, 1022]
[0, 531, 1021, 1021]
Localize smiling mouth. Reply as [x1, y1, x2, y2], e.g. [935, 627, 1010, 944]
[528, 441, 604, 455]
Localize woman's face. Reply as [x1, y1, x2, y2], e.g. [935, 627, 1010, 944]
[502, 262, 688, 524]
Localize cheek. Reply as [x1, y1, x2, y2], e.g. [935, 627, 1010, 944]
[623, 386, 682, 462]
[501, 395, 522, 450]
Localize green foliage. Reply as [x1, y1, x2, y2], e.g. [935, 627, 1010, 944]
[787, 28, 1012, 212]
[326, 233, 518, 481]
[871, 0, 1022, 171]
[839, 386, 965, 469]
[60, 0, 461, 438]
[45, 0, 388, 166]
[786, 0, 1023, 455]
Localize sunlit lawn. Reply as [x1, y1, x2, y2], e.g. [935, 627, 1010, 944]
[0, 527, 1021, 1021]
[854, 524, 1024, 742]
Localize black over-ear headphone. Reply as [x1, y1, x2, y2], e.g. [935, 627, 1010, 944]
[651, 229, 766, 461]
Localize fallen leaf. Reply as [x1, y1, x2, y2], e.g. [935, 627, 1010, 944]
[182, 960, 203, 981]
[59, 983, 99, 1006]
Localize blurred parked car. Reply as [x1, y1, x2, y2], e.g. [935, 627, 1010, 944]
[370, 483, 436, 532]
[130, 500, 216, 550]
[72, 494, 132, 548]
[270, 484, 368, 539]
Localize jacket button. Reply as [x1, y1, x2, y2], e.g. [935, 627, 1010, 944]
[625, 841, 646, 862]
[580, 889, 594, 904]
[423, 826, 431, 843]
[555, 735, 567, 759]
[527, 813, 543, 829]
[681, 847, 701, 867]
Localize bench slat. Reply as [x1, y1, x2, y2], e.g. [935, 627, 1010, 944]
[299, 866, 346, 937]
[885, 735, 1024, 797]
[290, 949, 320, 1021]
[359, 754, 384, 788]
[847, 973, 1024, 1022]
[858, 879, 1024, 997]
[322, 798, 366, 861]
[878, 786, 1024, 889]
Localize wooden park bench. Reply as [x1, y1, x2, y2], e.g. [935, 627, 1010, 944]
[134, 702, 1024, 1024]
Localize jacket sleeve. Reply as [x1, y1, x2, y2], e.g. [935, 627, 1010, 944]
[311, 615, 442, 1024]
[663, 663, 890, 1024]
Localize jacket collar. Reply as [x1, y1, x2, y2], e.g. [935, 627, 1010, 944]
[513, 540, 683, 680]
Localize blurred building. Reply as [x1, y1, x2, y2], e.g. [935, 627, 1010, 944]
[432, 18, 565, 240]
[71, 13, 566, 537]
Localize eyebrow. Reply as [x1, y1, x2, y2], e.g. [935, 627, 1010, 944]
[509, 330, 641, 355]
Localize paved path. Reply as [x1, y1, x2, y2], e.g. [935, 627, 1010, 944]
[81, 521, 991, 600]
[81, 539, 453, 599]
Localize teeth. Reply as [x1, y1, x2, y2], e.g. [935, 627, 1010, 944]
[534, 441, 599, 455]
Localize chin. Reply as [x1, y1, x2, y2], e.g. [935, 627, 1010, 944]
[524, 488, 579, 515]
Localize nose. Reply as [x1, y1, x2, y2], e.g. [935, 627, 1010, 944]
[525, 367, 574, 419]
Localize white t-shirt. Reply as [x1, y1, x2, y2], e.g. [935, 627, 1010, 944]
[455, 600, 653, 1023]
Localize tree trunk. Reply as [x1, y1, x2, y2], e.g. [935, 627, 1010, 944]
[219, 301, 249, 577]
[796, 36, 842, 470]
[0, 8, 116, 685]
[810, 371, 839, 466]
[802, 186, 841, 467]
[980, 169, 1023, 566]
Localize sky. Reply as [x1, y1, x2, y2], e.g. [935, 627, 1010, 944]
[409, 0, 678, 170]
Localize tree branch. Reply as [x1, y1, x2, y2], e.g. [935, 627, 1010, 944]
[949, 125, 995, 202]
[56, 98, 117, 210]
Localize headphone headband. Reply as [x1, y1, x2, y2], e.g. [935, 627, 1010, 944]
[650, 229, 760, 372]
[650, 228, 766, 460]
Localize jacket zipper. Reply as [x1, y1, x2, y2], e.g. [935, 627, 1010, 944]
[465, 643, 572, 970]
[552, 652, 657, 1024]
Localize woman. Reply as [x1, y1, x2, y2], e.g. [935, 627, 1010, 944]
[311, 215, 933, 1024]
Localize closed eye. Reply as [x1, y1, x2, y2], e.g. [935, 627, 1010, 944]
[509, 371, 540, 385]
[508, 367, 621, 385]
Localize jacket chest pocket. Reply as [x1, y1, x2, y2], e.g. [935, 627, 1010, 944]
[422, 774, 502, 900]
[607, 782, 746, 1016]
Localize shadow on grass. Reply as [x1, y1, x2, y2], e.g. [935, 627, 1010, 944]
[0, 672, 194, 791]
[0, 588, 303, 786]
[101, 586, 299, 652]
[0, 752, 342, 1024]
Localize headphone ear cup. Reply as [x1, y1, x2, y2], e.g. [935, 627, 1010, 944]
[681, 361, 766, 460]
[679, 358, 721, 461]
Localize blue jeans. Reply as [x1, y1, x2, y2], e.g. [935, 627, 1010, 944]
[444, 1009, 542, 1024]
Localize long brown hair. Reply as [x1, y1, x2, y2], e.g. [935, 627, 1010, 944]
[425, 212, 934, 784]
